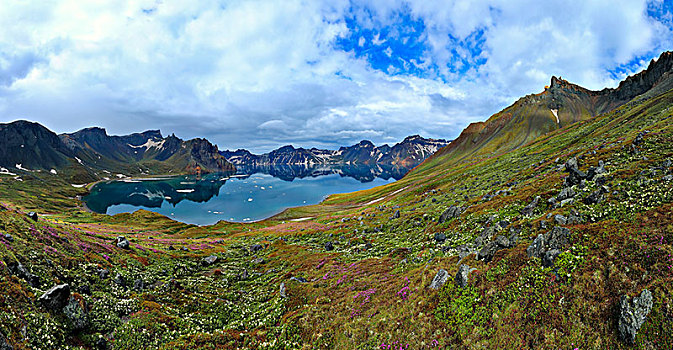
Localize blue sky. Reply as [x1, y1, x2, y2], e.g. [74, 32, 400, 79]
[1, 0, 672, 152]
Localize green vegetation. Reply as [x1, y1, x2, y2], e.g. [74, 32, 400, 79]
[1, 75, 673, 349]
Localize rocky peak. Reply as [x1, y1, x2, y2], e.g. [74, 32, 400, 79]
[139, 130, 162, 140]
[402, 135, 422, 143]
[275, 145, 296, 153]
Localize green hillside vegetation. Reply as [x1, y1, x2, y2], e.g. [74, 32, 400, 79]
[1, 56, 673, 349]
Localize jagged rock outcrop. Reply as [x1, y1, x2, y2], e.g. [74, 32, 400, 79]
[429, 269, 449, 289]
[618, 289, 653, 345]
[455, 265, 476, 288]
[39, 284, 71, 311]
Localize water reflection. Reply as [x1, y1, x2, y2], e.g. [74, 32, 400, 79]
[85, 172, 233, 213]
[234, 163, 411, 182]
[84, 163, 408, 221]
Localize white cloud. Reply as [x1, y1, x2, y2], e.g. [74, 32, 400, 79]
[0, 0, 671, 153]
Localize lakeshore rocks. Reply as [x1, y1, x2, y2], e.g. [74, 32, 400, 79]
[618, 289, 653, 344]
[429, 269, 449, 290]
[39, 284, 71, 311]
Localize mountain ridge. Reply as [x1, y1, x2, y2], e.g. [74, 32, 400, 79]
[424, 50, 673, 169]
[0, 121, 235, 180]
[221, 135, 450, 169]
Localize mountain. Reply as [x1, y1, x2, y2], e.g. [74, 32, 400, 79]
[0, 120, 75, 170]
[221, 135, 450, 169]
[0, 121, 234, 179]
[429, 51, 673, 166]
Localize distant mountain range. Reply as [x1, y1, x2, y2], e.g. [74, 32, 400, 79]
[221, 135, 450, 169]
[0, 121, 450, 183]
[0, 121, 234, 182]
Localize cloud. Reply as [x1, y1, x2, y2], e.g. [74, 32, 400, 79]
[0, 0, 671, 153]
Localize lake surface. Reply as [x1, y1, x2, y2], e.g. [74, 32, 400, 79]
[84, 167, 398, 225]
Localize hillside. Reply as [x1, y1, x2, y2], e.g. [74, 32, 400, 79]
[0, 52, 672, 349]
[429, 51, 673, 168]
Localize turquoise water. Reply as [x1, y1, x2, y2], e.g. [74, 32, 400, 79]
[84, 171, 395, 225]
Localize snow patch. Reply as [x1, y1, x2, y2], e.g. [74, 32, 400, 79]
[75, 157, 83, 165]
[551, 109, 559, 123]
[290, 217, 314, 222]
[176, 189, 195, 193]
[364, 197, 385, 205]
[71, 184, 86, 188]
[15, 164, 31, 172]
[128, 139, 166, 150]
[50, 169, 58, 175]
[0, 167, 16, 176]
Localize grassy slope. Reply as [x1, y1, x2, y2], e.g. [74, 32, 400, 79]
[0, 90, 672, 349]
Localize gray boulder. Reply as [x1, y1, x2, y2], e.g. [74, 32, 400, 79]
[39, 284, 71, 311]
[2, 233, 13, 242]
[0, 332, 11, 350]
[553, 214, 567, 226]
[133, 279, 144, 291]
[433, 232, 446, 243]
[429, 269, 449, 290]
[7, 261, 40, 287]
[324, 242, 334, 251]
[556, 187, 576, 201]
[455, 264, 476, 288]
[63, 295, 88, 330]
[27, 212, 38, 221]
[97, 268, 109, 279]
[279, 282, 286, 298]
[584, 188, 605, 204]
[542, 249, 561, 267]
[393, 210, 400, 219]
[618, 289, 653, 344]
[202, 254, 218, 266]
[114, 273, 125, 288]
[527, 226, 571, 264]
[526, 234, 546, 259]
[438, 206, 463, 223]
[521, 196, 541, 217]
[116, 236, 130, 249]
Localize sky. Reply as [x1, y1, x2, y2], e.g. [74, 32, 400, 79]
[1, 1, 672, 153]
